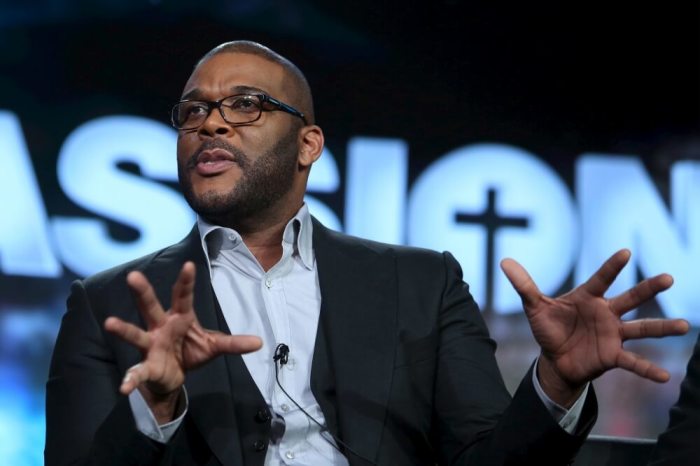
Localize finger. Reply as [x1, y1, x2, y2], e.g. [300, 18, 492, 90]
[609, 274, 674, 316]
[621, 318, 689, 341]
[500, 258, 542, 308]
[104, 316, 151, 351]
[616, 350, 671, 383]
[120, 363, 151, 395]
[582, 249, 631, 297]
[211, 334, 263, 355]
[171, 262, 196, 315]
[127, 271, 166, 327]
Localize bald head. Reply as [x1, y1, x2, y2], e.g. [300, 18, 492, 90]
[196, 41, 315, 125]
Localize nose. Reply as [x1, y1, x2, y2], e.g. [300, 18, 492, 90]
[197, 108, 232, 138]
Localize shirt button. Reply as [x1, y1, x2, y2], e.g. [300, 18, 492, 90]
[281, 403, 290, 412]
[285, 451, 295, 460]
[253, 439, 267, 451]
[265, 278, 272, 288]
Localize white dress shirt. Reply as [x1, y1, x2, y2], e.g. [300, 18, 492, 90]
[198, 204, 346, 465]
[128, 204, 587, 463]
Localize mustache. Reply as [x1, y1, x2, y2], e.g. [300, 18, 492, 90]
[186, 139, 250, 170]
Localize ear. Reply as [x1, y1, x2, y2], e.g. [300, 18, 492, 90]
[297, 125, 324, 168]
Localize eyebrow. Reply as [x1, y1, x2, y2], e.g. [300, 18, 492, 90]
[180, 85, 268, 101]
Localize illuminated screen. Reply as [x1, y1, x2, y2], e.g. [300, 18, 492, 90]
[0, 2, 698, 464]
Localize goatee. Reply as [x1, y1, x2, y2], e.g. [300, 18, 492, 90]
[178, 129, 299, 227]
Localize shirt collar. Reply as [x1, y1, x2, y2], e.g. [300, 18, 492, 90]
[196, 204, 314, 271]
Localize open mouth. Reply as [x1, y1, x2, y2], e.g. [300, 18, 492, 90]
[194, 148, 238, 176]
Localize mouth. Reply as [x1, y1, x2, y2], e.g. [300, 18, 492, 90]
[194, 148, 239, 176]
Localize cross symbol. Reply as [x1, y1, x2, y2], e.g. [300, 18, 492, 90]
[455, 188, 529, 311]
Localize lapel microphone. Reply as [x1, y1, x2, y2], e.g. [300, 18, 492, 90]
[273, 343, 290, 365]
[271, 342, 377, 466]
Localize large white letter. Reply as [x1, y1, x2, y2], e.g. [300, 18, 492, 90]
[576, 155, 700, 324]
[305, 147, 342, 231]
[0, 111, 61, 277]
[345, 137, 408, 244]
[52, 116, 194, 276]
[409, 143, 579, 313]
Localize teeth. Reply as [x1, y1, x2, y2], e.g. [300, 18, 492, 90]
[198, 158, 232, 166]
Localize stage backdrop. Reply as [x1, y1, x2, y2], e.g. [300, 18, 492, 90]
[0, 2, 698, 464]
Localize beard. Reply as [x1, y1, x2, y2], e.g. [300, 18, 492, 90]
[178, 128, 299, 227]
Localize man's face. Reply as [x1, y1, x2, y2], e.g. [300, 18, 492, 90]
[176, 52, 301, 223]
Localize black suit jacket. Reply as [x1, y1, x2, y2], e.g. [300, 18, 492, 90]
[46, 219, 596, 465]
[648, 333, 700, 466]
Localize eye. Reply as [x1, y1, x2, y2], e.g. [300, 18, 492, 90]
[184, 102, 208, 117]
[173, 101, 209, 127]
[176, 102, 208, 122]
[226, 95, 260, 113]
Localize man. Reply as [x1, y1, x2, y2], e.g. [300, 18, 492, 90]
[45, 40, 689, 465]
[648, 333, 700, 465]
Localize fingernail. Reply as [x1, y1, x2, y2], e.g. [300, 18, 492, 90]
[123, 374, 131, 384]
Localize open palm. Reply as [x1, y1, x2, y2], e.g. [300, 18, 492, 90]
[502, 249, 688, 391]
[104, 262, 262, 398]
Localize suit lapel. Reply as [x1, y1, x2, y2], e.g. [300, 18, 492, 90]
[153, 220, 398, 464]
[311, 219, 398, 464]
[150, 228, 245, 466]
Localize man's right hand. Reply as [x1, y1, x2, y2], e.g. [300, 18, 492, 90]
[104, 261, 262, 424]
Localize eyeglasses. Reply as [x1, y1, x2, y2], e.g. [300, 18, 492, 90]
[171, 93, 307, 130]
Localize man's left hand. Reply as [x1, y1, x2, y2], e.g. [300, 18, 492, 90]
[501, 249, 689, 407]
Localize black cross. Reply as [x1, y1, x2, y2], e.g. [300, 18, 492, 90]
[455, 188, 529, 312]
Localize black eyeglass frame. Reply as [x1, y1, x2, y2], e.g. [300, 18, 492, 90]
[171, 93, 308, 130]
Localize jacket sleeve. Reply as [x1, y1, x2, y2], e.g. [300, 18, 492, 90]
[45, 280, 167, 466]
[648, 333, 700, 466]
[433, 252, 597, 466]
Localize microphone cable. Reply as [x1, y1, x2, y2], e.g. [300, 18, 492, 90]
[272, 343, 377, 466]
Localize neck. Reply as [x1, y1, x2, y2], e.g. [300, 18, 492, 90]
[240, 218, 289, 272]
[208, 200, 302, 272]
